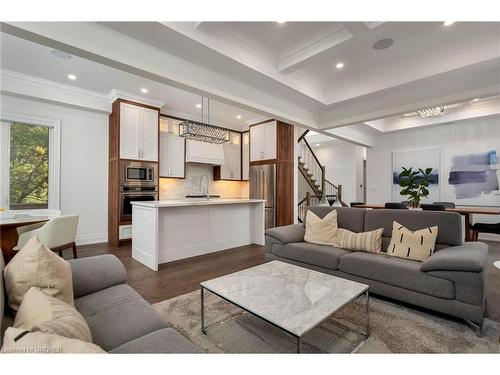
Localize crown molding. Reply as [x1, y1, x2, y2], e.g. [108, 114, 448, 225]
[106, 89, 165, 108]
[277, 24, 353, 72]
[1, 69, 111, 113]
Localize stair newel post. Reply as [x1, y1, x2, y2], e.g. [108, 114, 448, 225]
[321, 166, 326, 195]
[306, 191, 311, 207]
[337, 185, 342, 203]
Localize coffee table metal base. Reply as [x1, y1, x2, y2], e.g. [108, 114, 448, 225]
[200, 286, 370, 354]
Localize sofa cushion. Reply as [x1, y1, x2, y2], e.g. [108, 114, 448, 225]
[364, 209, 462, 247]
[273, 242, 351, 270]
[336, 228, 384, 253]
[265, 224, 305, 244]
[338, 252, 455, 299]
[304, 210, 338, 246]
[14, 287, 92, 342]
[4, 235, 74, 311]
[386, 221, 438, 262]
[306, 207, 365, 233]
[110, 328, 201, 353]
[74, 284, 167, 351]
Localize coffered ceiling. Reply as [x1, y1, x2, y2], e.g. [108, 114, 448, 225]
[1, 21, 500, 143]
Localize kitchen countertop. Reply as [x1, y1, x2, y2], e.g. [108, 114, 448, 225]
[131, 198, 265, 208]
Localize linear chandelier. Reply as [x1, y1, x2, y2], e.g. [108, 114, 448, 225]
[416, 106, 445, 118]
[179, 97, 230, 144]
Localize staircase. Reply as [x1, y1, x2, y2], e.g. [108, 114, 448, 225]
[297, 131, 347, 222]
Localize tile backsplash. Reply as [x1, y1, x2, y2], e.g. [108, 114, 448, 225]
[159, 163, 249, 199]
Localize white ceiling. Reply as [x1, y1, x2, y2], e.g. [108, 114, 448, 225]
[0, 32, 263, 131]
[1, 21, 499, 144]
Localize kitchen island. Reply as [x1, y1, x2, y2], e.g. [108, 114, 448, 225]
[131, 199, 266, 270]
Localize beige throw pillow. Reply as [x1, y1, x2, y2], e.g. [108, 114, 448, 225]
[14, 287, 92, 342]
[386, 221, 438, 262]
[304, 210, 338, 245]
[335, 228, 384, 253]
[1, 328, 105, 354]
[4, 235, 74, 311]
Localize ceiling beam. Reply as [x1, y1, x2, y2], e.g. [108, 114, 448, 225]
[277, 25, 353, 72]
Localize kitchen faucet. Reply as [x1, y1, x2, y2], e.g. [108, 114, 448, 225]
[200, 175, 210, 200]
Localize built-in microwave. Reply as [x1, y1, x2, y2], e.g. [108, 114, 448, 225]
[120, 160, 157, 186]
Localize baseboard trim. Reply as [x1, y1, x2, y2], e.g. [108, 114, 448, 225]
[76, 233, 108, 246]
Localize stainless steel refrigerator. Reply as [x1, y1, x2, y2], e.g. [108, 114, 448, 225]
[250, 164, 276, 229]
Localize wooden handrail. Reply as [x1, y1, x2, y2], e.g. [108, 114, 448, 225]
[297, 129, 309, 143]
[301, 137, 323, 170]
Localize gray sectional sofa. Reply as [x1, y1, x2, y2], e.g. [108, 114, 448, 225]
[1, 253, 200, 353]
[265, 206, 489, 326]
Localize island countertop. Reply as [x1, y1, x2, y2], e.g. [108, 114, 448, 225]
[131, 198, 265, 208]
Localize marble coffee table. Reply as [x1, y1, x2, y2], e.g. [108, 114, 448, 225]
[200, 260, 370, 353]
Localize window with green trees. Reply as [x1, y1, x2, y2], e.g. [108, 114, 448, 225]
[9, 122, 49, 209]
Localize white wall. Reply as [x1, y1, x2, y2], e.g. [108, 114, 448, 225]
[1, 94, 109, 245]
[314, 141, 366, 205]
[366, 116, 500, 238]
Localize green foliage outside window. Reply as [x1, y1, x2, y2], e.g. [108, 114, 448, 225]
[9, 123, 49, 209]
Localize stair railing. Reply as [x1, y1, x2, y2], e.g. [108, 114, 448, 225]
[298, 138, 324, 190]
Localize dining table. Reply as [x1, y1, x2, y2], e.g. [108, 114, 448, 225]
[351, 204, 500, 241]
[0, 211, 60, 262]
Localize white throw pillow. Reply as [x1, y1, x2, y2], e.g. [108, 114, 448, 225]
[14, 287, 92, 342]
[1, 328, 105, 354]
[386, 221, 438, 262]
[304, 210, 338, 246]
[3, 235, 74, 310]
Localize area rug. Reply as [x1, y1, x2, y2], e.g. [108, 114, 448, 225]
[153, 290, 499, 353]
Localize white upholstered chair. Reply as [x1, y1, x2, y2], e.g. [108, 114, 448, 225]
[14, 215, 80, 258]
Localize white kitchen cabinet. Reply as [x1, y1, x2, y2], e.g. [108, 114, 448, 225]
[220, 143, 241, 180]
[250, 121, 276, 162]
[159, 132, 185, 178]
[120, 102, 158, 161]
[242, 131, 249, 180]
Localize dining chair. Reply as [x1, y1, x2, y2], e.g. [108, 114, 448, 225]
[384, 202, 409, 209]
[421, 204, 446, 211]
[433, 202, 456, 208]
[14, 215, 80, 258]
[471, 222, 500, 241]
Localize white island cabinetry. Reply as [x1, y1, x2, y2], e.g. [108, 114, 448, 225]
[131, 199, 266, 271]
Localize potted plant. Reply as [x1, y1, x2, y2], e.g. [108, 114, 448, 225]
[398, 167, 434, 208]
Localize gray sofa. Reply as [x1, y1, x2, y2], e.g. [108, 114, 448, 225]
[265, 206, 489, 326]
[1, 253, 200, 353]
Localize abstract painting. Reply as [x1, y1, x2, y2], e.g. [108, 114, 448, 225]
[442, 143, 500, 206]
[392, 149, 440, 203]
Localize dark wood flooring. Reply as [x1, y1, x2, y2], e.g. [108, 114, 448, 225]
[70, 242, 266, 304]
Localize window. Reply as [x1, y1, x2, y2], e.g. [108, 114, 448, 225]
[0, 113, 60, 211]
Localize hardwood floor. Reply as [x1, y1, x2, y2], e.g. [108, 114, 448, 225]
[69, 242, 266, 304]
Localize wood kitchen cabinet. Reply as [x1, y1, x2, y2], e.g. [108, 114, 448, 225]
[159, 132, 185, 178]
[250, 120, 277, 162]
[120, 102, 159, 161]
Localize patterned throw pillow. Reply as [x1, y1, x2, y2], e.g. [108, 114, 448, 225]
[4, 235, 74, 310]
[14, 287, 92, 343]
[304, 210, 338, 245]
[386, 221, 438, 262]
[335, 228, 384, 253]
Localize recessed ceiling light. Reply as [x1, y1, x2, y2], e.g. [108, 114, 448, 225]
[51, 49, 72, 60]
[67, 74, 77, 81]
[277, 21, 286, 24]
[196, 103, 202, 108]
[236, 115, 242, 119]
[335, 62, 344, 69]
[443, 21, 455, 26]
[373, 38, 394, 50]
[472, 98, 479, 102]
[316, 144, 320, 147]
[140, 88, 148, 94]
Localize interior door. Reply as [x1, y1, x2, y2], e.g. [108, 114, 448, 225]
[120, 103, 140, 159]
[140, 108, 158, 161]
